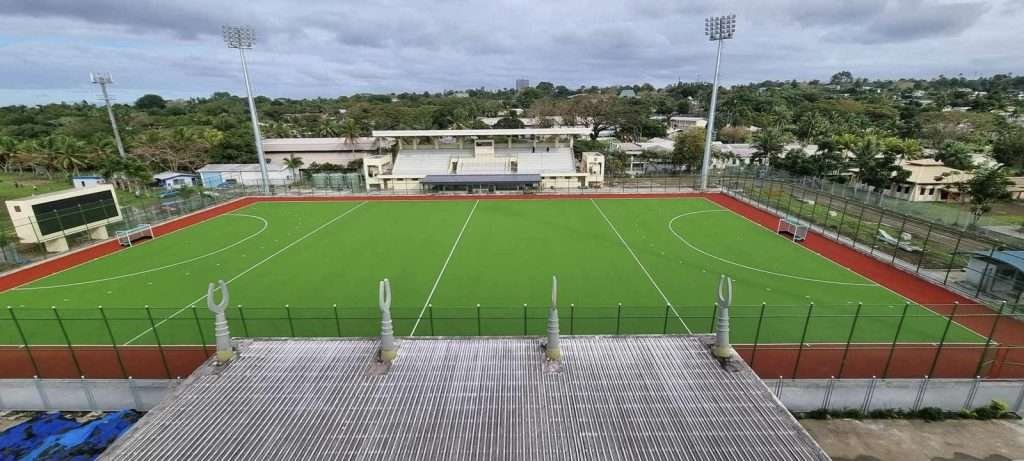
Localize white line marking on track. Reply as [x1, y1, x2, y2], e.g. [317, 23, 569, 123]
[668, 210, 877, 287]
[590, 199, 691, 334]
[15, 214, 270, 290]
[122, 201, 368, 345]
[410, 200, 479, 336]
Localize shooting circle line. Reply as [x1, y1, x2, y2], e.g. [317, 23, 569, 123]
[13, 213, 269, 291]
[668, 210, 877, 287]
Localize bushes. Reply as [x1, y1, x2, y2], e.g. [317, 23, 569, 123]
[797, 400, 1016, 421]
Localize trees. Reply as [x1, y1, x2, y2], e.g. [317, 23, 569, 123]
[993, 127, 1024, 173]
[282, 154, 304, 180]
[851, 135, 909, 203]
[961, 166, 1013, 224]
[339, 118, 365, 151]
[568, 95, 616, 139]
[493, 117, 525, 129]
[0, 136, 17, 172]
[935, 141, 975, 170]
[670, 129, 706, 172]
[751, 126, 787, 165]
[134, 94, 167, 110]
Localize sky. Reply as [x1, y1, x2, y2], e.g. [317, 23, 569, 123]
[0, 0, 1020, 106]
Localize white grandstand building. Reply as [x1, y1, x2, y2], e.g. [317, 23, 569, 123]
[364, 128, 604, 192]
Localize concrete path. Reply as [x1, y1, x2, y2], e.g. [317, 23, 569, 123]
[802, 419, 1024, 461]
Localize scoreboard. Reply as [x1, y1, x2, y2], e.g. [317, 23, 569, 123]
[32, 189, 120, 236]
[6, 184, 124, 251]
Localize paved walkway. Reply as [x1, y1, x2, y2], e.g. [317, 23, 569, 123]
[802, 419, 1024, 461]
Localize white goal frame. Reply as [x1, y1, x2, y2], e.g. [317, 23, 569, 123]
[776, 218, 809, 242]
[116, 224, 154, 247]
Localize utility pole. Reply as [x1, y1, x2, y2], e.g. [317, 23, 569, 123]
[91, 73, 127, 158]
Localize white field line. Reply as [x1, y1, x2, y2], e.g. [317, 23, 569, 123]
[702, 197, 988, 343]
[122, 201, 368, 346]
[15, 214, 269, 290]
[668, 210, 876, 286]
[590, 199, 692, 334]
[410, 200, 479, 336]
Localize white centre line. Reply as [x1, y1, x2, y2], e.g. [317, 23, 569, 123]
[410, 200, 479, 336]
[590, 199, 691, 334]
[122, 201, 368, 346]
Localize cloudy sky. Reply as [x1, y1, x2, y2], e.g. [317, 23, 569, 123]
[0, 0, 1020, 105]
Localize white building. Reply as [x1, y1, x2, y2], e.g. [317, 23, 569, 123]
[365, 128, 600, 192]
[262, 137, 389, 169]
[152, 172, 196, 190]
[650, 116, 708, 133]
[197, 163, 296, 188]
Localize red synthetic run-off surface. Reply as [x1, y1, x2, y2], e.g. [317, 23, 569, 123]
[1, 192, 1022, 379]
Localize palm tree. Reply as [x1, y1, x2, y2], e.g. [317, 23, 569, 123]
[339, 118, 364, 152]
[0, 136, 17, 173]
[282, 154, 304, 181]
[316, 119, 340, 137]
[752, 126, 787, 166]
[51, 136, 88, 176]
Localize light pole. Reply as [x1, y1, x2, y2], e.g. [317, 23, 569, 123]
[699, 14, 736, 191]
[90, 73, 127, 158]
[223, 25, 271, 194]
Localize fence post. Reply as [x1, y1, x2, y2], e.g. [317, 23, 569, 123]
[616, 303, 623, 335]
[430, 304, 436, 335]
[709, 302, 718, 333]
[914, 222, 934, 274]
[189, 306, 208, 354]
[927, 302, 959, 378]
[851, 203, 869, 246]
[97, 306, 129, 378]
[522, 304, 528, 335]
[836, 197, 850, 240]
[8, 306, 40, 377]
[869, 207, 886, 257]
[284, 305, 296, 336]
[792, 303, 815, 378]
[942, 233, 964, 286]
[143, 306, 173, 379]
[882, 303, 911, 379]
[975, 247, 998, 298]
[331, 304, 340, 337]
[749, 302, 767, 369]
[837, 302, 864, 379]
[238, 305, 250, 337]
[51, 306, 83, 377]
[891, 215, 909, 265]
[570, 304, 575, 335]
[973, 302, 1006, 378]
[662, 304, 670, 334]
[913, 376, 930, 411]
[862, 376, 878, 413]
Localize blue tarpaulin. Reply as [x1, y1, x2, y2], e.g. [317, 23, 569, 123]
[0, 410, 140, 461]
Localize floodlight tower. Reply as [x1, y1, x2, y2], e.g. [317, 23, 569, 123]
[223, 25, 271, 194]
[90, 73, 128, 158]
[699, 14, 736, 191]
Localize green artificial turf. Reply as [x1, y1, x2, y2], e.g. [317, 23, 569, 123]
[0, 198, 983, 346]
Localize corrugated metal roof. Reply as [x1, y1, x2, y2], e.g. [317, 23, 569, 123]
[104, 336, 829, 460]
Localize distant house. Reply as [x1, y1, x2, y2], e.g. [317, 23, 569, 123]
[152, 172, 196, 190]
[650, 115, 708, 133]
[197, 163, 295, 188]
[886, 159, 971, 202]
[618, 89, 637, 98]
[71, 175, 105, 189]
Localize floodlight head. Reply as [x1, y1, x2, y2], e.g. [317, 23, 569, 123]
[223, 25, 255, 49]
[704, 14, 737, 41]
[90, 72, 113, 85]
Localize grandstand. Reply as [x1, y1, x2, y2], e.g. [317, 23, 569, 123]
[363, 128, 604, 192]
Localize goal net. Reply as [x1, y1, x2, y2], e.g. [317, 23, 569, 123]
[776, 218, 809, 242]
[116, 224, 154, 247]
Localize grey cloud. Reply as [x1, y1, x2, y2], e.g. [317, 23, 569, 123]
[0, 0, 234, 39]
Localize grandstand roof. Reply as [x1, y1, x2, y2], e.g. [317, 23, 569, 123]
[105, 336, 828, 460]
[373, 127, 590, 137]
[390, 149, 577, 177]
[422, 174, 541, 185]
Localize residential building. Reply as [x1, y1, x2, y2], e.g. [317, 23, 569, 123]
[197, 163, 296, 188]
[886, 159, 971, 202]
[515, 79, 530, 91]
[152, 172, 196, 190]
[650, 115, 708, 133]
[71, 175, 105, 189]
[1008, 177, 1024, 200]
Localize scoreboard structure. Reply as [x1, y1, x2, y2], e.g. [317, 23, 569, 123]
[6, 184, 124, 253]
